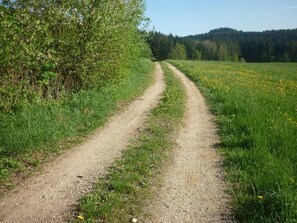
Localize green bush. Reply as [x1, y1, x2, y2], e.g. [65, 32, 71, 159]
[0, 0, 148, 111]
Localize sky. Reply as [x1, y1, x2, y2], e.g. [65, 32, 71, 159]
[145, 0, 297, 36]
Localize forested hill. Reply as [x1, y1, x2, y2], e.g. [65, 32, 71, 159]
[148, 28, 297, 62]
[185, 28, 297, 42]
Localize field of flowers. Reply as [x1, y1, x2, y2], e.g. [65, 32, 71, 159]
[169, 60, 297, 222]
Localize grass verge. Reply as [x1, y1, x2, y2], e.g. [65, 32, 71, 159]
[168, 60, 297, 223]
[0, 59, 154, 194]
[74, 62, 185, 223]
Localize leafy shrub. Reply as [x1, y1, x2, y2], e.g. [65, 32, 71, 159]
[0, 0, 148, 111]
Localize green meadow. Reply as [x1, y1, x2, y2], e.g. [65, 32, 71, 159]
[169, 60, 297, 222]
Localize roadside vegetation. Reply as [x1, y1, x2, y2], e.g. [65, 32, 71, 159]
[0, 59, 154, 193]
[74, 63, 185, 223]
[0, 0, 150, 193]
[0, 1, 149, 112]
[169, 60, 297, 222]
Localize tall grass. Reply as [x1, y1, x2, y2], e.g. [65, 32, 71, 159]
[75, 63, 185, 222]
[169, 60, 297, 223]
[0, 59, 154, 189]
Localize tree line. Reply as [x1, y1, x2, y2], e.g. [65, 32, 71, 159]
[0, 0, 148, 111]
[147, 28, 297, 62]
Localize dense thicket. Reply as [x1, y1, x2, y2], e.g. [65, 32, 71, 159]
[148, 28, 297, 62]
[0, 0, 147, 111]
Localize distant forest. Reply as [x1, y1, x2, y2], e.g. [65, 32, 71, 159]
[147, 28, 297, 62]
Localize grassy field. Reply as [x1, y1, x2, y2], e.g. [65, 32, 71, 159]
[0, 59, 154, 193]
[74, 63, 185, 222]
[169, 60, 297, 223]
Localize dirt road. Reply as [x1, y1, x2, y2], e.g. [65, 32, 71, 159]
[0, 62, 233, 223]
[145, 63, 233, 223]
[0, 63, 165, 223]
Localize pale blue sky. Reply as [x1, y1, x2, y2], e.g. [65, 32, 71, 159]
[145, 0, 297, 36]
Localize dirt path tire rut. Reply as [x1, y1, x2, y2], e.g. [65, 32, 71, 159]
[0, 63, 165, 223]
[145, 63, 233, 223]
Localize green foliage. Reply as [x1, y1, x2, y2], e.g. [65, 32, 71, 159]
[168, 42, 187, 60]
[0, 59, 154, 189]
[146, 32, 176, 61]
[0, 158, 23, 183]
[169, 60, 297, 222]
[76, 63, 185, 222]
[0, 0, 148, 111]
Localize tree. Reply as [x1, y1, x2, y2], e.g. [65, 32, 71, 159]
[218, 43, 230, 61]
[147, 31, 175, 60]
[192, 49, 201, 60]
[168, 42, 187, 60]
[199, 40, 218, 60]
